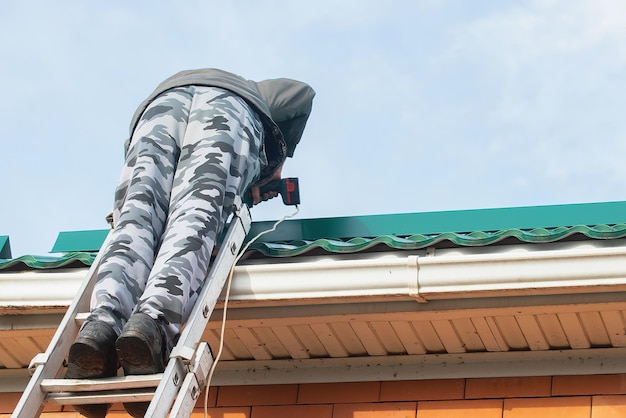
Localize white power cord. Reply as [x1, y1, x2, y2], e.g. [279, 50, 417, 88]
[203, 205, 300, 417]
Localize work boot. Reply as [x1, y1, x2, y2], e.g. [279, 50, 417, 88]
[65, 320, 119, 418]
[116, 312, 168, 417]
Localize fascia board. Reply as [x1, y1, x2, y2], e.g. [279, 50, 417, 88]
[2, 347, 625, 390]
[210, 347, 626, 386]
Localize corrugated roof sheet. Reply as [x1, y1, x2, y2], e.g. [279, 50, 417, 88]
[2, 224, 626, 271]
[251, 223, 626, 257]
[0, 252, 96, 271]
[3, 201, 626, 271]
[0, 236, 10, 259]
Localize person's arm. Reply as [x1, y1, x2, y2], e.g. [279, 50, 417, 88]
[251, 164, 283, 205]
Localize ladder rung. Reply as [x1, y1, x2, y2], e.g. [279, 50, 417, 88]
[46, 388, 154, 405]
[42, 374, 164, 392]
[74, 312, 90, 324]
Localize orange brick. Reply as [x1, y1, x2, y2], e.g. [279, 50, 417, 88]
[298, 382, 380, 404]
[190, 406, 250, 418]
[380, 379, 464, 401]
[217, 385, 298, 406]
[553, 375, 626, 396]
[504, 397, 591, 418]
[251, 404, 333, 418]
[333, 402, 416, 418]
[42, 403, 63, 413]
[183, 385, 217, 408]
[0, 393, 20, 413]
[0, 393, 63, 414]
[205, 386, 219, 407]
[592, 395, 626, 418]
[465, 376, 551, 399]
[418, 399, 503, 418]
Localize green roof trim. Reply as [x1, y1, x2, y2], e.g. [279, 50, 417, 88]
[2, 224, 625, 271]
[51, 229, 110, 253]
[248, 200, 626, 242]
[3, 200, 626, 271]
[0, 236, 11, 259]
[47, 201, 626, 254]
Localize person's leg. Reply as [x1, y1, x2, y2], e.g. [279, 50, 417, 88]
[65, 87, 197, 418]
[115, 87, 264, 418]
[129, 86, 264, 349]
[86, 87, 196, 335]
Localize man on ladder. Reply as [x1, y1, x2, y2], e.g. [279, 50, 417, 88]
[64, 68, 314, 417]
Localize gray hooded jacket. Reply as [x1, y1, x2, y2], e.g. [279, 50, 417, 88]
[128, 68, 315, 186]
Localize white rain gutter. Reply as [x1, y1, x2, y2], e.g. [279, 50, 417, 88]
[230, 245, 626, 303]
[0, 270, 88, 308]
[417, 245, 626, 300]
[2, 245, 626, 309]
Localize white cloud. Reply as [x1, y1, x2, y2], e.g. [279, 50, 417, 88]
[435, 0, 626, 195]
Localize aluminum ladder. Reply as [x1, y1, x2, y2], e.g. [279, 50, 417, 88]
[12, 197, 253, 417]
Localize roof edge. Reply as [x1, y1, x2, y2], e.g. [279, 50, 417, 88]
[250, 200, 626, 242]
[45, 200, 626, 254]
[3, 242, 626, 310]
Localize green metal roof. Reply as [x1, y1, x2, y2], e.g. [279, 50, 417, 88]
[0, 236, 11, 259]
[51, 229, 110, 253]
[247, 200, 626, 242]
[2, 200, 626, 271]
[251, 224, 626, 257]
[0, 252, 96, 272]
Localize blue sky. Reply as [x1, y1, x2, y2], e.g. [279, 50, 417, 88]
[1, 0, 625, 257]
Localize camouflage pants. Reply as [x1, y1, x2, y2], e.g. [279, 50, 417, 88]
[88, 86, 265, 350]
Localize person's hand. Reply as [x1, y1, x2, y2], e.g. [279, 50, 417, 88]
[251, 165, 283, 205]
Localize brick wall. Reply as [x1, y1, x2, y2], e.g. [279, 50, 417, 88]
[2, 374, 626, 417]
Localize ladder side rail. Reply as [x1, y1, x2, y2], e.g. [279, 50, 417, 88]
[12, 230, 114, 418]
[169, 369, 203, 417]
[146, 199, 252, 417]
[138, 357, 186, 418]
[170, 342, 213, 418]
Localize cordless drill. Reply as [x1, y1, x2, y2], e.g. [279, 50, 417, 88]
[243, 177, 300, 206]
